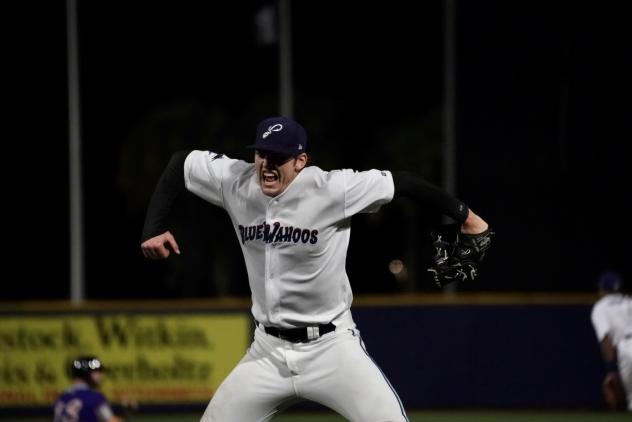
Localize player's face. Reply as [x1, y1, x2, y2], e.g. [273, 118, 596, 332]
[90, 370, 103, 387]
[255, 151, 307, 197]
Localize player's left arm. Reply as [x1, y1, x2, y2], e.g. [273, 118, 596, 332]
[391, 171, 489, 233]
[599, 333, 618, 364]
[95, 402, 125, 422]
[392, 171, 494, 286]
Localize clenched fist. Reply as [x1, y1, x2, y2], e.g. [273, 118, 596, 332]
[141, 231, 180, 259]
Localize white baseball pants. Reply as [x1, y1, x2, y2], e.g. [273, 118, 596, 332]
[200, 312, 408, 421]
[618, 336, 632, 411]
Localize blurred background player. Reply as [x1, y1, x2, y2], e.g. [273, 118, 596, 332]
[53, 356, 124, 422]
[590, 271, 632, 411]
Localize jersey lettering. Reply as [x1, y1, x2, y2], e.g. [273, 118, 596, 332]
[239, 222, 318, 245]
[54, 398, 83, 422]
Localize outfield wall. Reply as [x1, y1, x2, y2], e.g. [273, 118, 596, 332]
[0, 294, 604, 412]
[352, 299, 603, 409]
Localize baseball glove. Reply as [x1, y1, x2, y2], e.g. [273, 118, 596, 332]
[427, 224, 494, 287]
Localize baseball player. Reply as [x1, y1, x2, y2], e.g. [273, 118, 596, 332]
[141, 116, 490, 421]
[53, 356, 124, 422]
[590, 271, 632, 411]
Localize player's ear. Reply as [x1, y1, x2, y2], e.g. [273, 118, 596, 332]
[295, 153, 308, 171]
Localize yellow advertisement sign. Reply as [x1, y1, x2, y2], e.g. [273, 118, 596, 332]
[0, 313, 250, 406]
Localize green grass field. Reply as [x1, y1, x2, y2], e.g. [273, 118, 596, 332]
[5, 411, 631, 422]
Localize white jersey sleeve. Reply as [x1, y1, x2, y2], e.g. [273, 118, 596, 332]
[183, 150, 249, 208]
[591, 303, 610, 342]
[338, 169, 394, 218]
[591, 294, 632, 346]
[95, 403, 115, 422]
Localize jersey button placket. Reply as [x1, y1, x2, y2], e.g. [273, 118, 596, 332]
[265, 201, 279, 321]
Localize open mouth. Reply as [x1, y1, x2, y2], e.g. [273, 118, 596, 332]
[262, 170, 279, 184]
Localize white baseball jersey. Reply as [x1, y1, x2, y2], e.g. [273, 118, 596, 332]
[591, 293, 632, 348]
[591, 293, 632, 411]
[184, 150, 394, 328]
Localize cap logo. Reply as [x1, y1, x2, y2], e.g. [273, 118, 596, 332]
[262, 124, 283, 139]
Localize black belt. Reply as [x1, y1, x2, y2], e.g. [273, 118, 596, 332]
[257, 321, 336, 343]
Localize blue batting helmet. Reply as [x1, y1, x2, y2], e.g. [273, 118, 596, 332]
[597, 271, 623, 292]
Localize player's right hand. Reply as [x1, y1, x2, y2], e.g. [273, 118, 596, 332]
[141, 231, 181, 259]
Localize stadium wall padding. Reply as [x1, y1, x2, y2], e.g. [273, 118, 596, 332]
[0, 297, 605, 411]
[352, 304, 603, 409]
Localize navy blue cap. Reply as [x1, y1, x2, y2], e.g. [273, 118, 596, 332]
[248, 116, 307, 156]
[598, 271, 623, 292]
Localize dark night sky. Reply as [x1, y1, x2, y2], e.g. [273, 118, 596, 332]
[8, 1, 630, 300]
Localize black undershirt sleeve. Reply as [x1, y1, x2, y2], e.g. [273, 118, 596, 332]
[391, 171, 469, 223]
[141, 150, 191, 242]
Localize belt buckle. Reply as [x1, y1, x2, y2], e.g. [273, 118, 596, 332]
[281, 327, 312, 343]
[306, 326, 320, 341]
[267, 325, 327, 343]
